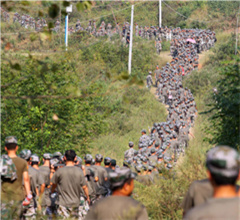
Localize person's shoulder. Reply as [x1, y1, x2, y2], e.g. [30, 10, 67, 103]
[12, 156, 27, 165]
[184, 202, 209, 220]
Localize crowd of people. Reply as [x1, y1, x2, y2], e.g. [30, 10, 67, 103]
[2, 6, 239, 220]
[124, 27, 216, 182]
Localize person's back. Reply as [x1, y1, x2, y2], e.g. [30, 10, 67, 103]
[185, 197, 239, 220]
[51, 165, 85, 207]
[85, 167, 148, 220]
[184, 146, 240, 220]
[182, 178, 213, 215]
[85, 195, 147, 220]
[2, 156, 27, 202]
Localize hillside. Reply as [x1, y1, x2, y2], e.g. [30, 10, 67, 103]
[1, 1, 239, 219]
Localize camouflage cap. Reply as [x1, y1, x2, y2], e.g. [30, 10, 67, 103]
[135, 164, 142, 172]
[31, 154, 40, 163]
[141, 129, 147, 134]
[148, 166, 153, 171]
[84, 154, 93, 163]
[50, 158, 59, 167]
[151, 148, 156, 154]
[166, 163, 173, 169]
[206, 146, 239, 177]
[76, 156, 82, 164]
[109, 167, 137, 188]
[43, 153, 52, 160]
[19, 149, 32, 160]
[129, 141, 134, 147]
[104, 157, 111, 164]
[95, 154, 103, 162]
[5, 136, 18, 145]
[53, 152, 62, 158]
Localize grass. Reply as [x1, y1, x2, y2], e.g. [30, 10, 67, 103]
[89, 83, 167, 164]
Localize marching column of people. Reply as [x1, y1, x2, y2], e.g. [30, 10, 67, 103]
[1, 136, 148, 219]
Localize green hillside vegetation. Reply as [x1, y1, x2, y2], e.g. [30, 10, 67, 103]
[1, 1, 239, 219]
[133, 31, 239, 219]
[1, 1, 239, 52]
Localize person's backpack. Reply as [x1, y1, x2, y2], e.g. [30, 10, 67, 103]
[0, 155, 17, 181]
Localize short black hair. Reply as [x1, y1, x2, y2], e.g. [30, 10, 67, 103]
[64, 150, 76, 162]
[5, 143, 17, 150]
[31, 162, 39, 166]
[211, 173, 238, 186]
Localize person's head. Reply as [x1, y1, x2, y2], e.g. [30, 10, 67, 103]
[110, 159, 117, 170]
[31, 154, 40, 166]
[129, 141, 134, 148]
[53, 152, 62, 160]
[141, 129, 146, 135]
[43, 153, 52, 161]
[75, 156, 82, 167]
[19, 149, 32, 162]
[104, 157, 111, 166]
[5, 136, 18, 153]
[64, 150, 76, 162]
[206, 146, 239, 186]
[95, 154, 103, 163]
[109, 167, 136, 196]
[84, 154, 93, 165]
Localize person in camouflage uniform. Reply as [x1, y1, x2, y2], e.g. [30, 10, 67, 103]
[146, 71, 153, 89]
[85, 167, 148, 220]
[124, 141, 135, 161]
[185, 146, 240, 220]
[1, 136, 31, 220]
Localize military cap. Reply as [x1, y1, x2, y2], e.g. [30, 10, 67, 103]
[19, 149, 32, 160]
[135, 164, 142, 172]
[149, 71, 152, 75]
[76, 156, 82, 164]
[129, 141, 134, 147]
[91, 159, 96, 165]
[155, 142, 160, 147]
[84, 154, 93, 163]
[158, 154, 163, 159]
[161, 145, 167, 150]
[50, 158, 59, 166]
[5, 136, 18, 145]
[206, 146, 239, 178]
[109, 167, 137, 188]
[43, 153, 52, 160]
[53, 152, 62, 158]
[166, 164, 173, 169]
[138, 144, 143, 149]
[142, 165, 148, 171]
[151, 148, 156, 154]
[164, 156, 172, 162]
[148, 141, 153, 147]
[31, 154, 40, 163]
[95, 154, 103, 162]
[104, 157, 111, 164]
[134, 150, 138, 156]
[142, 157, 148, 162]
[141, 129, 147, 134]
[148, 166, 153, 171]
